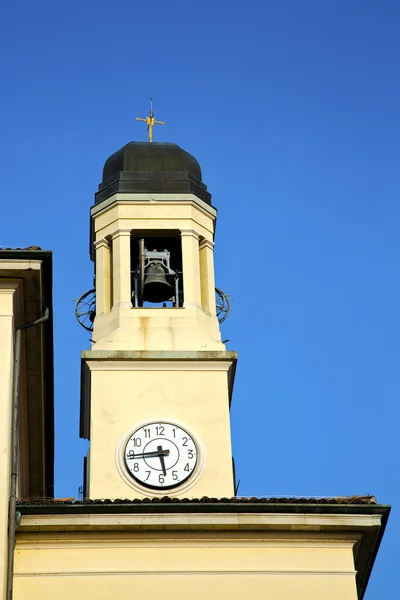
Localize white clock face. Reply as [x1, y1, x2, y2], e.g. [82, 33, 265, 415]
[124, 422, 198, 490]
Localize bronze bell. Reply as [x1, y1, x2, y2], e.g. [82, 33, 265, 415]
[143, 262, 173, 303]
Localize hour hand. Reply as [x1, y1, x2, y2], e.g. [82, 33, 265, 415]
[128, 448, 170, 460]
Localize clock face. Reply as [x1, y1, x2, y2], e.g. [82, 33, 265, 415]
[124, 422, 198, 490]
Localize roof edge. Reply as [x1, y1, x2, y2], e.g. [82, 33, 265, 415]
[16, 499, 390, 516]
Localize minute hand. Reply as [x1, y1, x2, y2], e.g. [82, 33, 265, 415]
[127, 449, 170, 460]
[157, 445, 167, 476]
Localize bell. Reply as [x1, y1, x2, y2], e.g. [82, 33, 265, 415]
[143, 262, 173, 303]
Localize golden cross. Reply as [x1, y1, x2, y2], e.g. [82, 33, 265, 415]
[136, 99, 164, 142]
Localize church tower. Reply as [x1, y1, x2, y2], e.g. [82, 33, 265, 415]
[80, 142, 237, 499]
[9, 138, 388, 600]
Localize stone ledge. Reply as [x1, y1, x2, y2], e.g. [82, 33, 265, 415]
[81, 350, 238, 361]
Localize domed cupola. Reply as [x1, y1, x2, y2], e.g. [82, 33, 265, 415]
[95, 142, 211, 205]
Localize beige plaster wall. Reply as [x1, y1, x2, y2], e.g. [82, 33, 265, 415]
[91, 194, 216, 243]
[86, 359, 235, 499]
[13, 528, 359, 600]
[93, 306, 224, 351]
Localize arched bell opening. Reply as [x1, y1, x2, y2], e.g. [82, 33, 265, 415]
[130, 230, 183, 308]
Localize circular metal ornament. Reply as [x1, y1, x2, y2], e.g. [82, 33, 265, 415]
[215, 287, 231, 324]
[75, 289, 96, 332]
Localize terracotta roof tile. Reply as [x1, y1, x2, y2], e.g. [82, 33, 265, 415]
[0, 246, 42, 251]
[17, 495, 377, 506]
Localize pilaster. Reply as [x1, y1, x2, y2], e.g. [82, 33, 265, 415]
[181, 229, 201, 308]
[199, 239, 216, 314]
[111, 229, 131, 309]
[0, 281, 21, 600]
[94, 239, 111, 315]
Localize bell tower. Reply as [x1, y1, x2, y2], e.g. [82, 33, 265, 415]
[80, 142, 236, 499]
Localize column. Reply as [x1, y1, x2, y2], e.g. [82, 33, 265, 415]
[94, 238, 111, 315]
[180, 229, 201, 308]
[111, 229, 131, 309]
[0, 282, 20, 600]
[199, 238, 217, 314]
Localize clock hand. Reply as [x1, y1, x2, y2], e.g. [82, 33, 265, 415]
[127, 449, 170, 460]
[157, 445, 167, 476]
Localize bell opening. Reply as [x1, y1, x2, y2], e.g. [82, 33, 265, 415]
[131, 231, 183, 308]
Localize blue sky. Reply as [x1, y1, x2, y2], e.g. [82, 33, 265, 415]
[1, 0, 399, 596]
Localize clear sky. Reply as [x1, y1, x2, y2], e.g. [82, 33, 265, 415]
[1, 1, 399, 596]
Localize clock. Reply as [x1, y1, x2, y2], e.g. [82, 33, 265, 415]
[124, 421, 198, 490]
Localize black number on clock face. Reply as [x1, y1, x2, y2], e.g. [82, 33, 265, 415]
[124, 422, 198, 490]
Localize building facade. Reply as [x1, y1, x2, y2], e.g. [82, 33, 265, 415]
[1, 143, 389, 599]
[0, 248, 53, 599]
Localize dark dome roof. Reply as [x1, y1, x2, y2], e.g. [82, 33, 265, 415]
[95, 142, 211, 205]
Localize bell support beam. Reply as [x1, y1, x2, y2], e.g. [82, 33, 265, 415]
[111, 229, 131, 309]
[94, 239, 111, 315]
[180, 229, 201, 308]
[199, 239, 217, 315]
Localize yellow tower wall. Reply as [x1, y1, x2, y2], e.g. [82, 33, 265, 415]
[82, 352, 236, 499]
